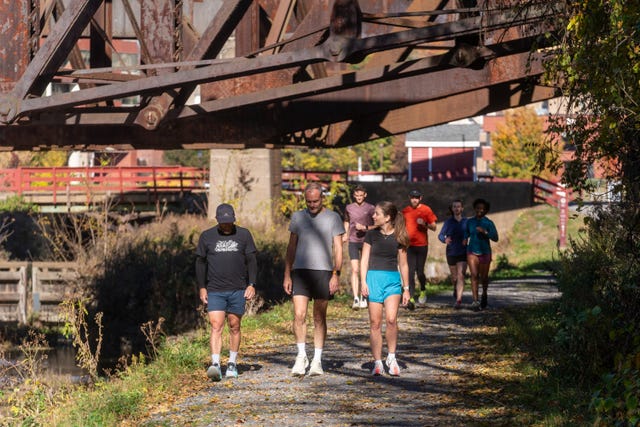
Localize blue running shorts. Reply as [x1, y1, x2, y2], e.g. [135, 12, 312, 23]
[207, 290, 246, 315]
[366, 270, 402, 303]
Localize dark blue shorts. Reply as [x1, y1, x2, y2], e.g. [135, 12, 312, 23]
[292, 269, 332, 300]
[207, 290, 246, 315]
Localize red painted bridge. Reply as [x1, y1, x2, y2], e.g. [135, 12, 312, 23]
[0, 166, 209, 213]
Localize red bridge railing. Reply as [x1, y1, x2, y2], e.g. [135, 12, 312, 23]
[532, 175, 573, 248]
[0, 166, 209, 205]
[531, 175, 573, 206]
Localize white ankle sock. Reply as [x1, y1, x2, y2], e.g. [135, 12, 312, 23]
[296, 342, 306, 356]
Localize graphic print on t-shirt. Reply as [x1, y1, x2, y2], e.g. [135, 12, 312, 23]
[215, 240, 239, 253]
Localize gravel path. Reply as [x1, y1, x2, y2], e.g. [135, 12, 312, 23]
[147, 277, 559, 427]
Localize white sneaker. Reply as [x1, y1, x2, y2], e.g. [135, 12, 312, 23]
[225, 362, 238, 378]
[352, 297, 360, 309]
[308, 359, 324, 376]
[291, 354, 309, 376]
[206, 363, 222, 382]
[359, 297, 368, 309]
[371, 360, 384, 376]
[385, 356, 401, 376]
[418, 290, 427, 305]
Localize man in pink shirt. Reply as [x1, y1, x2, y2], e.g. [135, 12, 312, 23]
[343, 185, 376, 309]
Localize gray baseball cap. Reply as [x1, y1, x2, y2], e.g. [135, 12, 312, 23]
[215, 203, 236, 223]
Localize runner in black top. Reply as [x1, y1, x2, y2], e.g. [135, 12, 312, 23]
[360, 201, 410, 376]
[196, 203, 257, 381]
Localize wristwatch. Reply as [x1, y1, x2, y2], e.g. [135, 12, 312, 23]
[332, 270, 341, 277]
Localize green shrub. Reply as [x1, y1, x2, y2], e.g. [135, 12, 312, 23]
[155, 336, 204, 371]
[554, 203, 640, 423]
[591, 368, 640, 427]
[0, 195, 38, 213]
[61, 384, 144, 426]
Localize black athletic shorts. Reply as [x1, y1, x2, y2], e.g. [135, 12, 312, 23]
[348, 242, 364, 260]
[446, 254, 467, 266]
[291, 269, 332, 300]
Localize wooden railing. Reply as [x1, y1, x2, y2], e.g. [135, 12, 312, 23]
[0, 166, 209, 204]
[0, 262, 28, 324]
[532, 175, 572, 248]
[0, 262, 78, 324]
[0, 166, 209, 211]
[532, 175, 573, 206]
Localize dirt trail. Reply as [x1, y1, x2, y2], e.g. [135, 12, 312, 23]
[147, 277, 559, 427]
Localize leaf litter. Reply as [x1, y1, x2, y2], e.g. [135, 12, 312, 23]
[143, 278, 560, 426]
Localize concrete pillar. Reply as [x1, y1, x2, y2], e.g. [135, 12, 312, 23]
[207, 148, 281, 228]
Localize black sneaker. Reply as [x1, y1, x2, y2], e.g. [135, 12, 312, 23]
[481, 293, 488, 309]
[407, 298, 415, 311]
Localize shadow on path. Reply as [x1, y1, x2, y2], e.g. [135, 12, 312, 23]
[147, 276, 559, 426]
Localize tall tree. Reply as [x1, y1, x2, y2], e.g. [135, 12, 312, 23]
[163, 150, 210, 168]
[491, 107, 549, 179]
[282, 136, 406, 173]
[543, 0, 640, 201]
[540, 3, 640, 424]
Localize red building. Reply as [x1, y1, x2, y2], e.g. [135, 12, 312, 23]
[405, 118, 482, 181]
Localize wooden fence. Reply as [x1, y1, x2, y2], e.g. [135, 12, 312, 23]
[0, 262, 28, 324]
[0, 262, 77, 324]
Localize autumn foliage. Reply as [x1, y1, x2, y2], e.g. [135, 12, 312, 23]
[490, 107, 555, 180]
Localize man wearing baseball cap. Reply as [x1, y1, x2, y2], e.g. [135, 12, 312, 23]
[402, 190, 437, 309]
[196, 203, 257, 381]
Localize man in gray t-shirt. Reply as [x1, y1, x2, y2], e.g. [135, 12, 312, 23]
[283, 182, 344, 377]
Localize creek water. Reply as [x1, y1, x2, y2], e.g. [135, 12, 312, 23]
[1, 344, 88, 384]
[42, 345, 87, 377]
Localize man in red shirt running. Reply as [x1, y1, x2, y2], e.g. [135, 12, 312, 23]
[401, 190, 437, 309]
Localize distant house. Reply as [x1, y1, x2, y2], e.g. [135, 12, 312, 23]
[116, 150, 165, 167]
[405, 118, 482, 181]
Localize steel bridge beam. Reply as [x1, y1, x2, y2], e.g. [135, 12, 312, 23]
[0, 0, 562, 150]
[1, 49, 555, 150]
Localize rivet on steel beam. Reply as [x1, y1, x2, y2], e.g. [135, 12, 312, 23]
[132, 103, 165, 130]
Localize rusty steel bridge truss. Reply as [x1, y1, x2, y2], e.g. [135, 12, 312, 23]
[0, 0, 561, 151]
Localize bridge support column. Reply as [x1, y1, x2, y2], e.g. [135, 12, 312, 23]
[207, 149, 282, 228]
